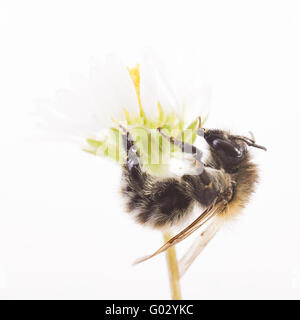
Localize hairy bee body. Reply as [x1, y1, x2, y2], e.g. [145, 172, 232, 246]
[121, 128, 260, 229]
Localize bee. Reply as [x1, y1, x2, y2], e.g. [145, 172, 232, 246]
[120, 120, 266, 272]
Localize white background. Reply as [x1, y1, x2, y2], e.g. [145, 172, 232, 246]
[0, 0, 300, 299]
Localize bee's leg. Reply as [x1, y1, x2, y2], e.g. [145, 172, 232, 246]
[121, 130, 140, 172]
[182, 167, 233, 208]
[120, 128, 146, 192]
[157, 128, 203, 164]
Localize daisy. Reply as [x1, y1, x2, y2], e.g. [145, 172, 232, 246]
[37, 53, 210, 173]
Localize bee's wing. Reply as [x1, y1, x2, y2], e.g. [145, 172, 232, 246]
[133, 200, 226, 265]
[179, 217, 224, 277]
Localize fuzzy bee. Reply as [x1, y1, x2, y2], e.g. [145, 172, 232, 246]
[120, 120, 266, 272]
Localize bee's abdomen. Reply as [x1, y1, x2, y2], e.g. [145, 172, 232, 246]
[154, 181, 191, 214]
[122, 173, 193, 229]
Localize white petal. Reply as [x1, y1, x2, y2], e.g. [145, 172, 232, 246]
[35, 54, 140, 142]
[142, 50, 211, 125]
[140, 52, 179, 116]
[88, 55, 139, 122]
[183, 87, 211, 125]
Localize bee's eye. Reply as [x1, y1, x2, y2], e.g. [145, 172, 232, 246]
[212, 139, 243, 158]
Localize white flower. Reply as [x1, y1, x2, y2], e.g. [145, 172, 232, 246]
[36, 51, 210, 176]
[37, 52, 210, 142]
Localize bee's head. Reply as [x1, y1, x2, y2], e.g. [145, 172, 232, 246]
[199, 129, 266, 172]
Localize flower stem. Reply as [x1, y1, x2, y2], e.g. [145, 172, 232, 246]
[163, 232, 182, 300]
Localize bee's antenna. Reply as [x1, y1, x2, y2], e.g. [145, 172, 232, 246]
[248, 131, 256, 143]
[234, 137, 267, 151]
[248, 142, 267, 151]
